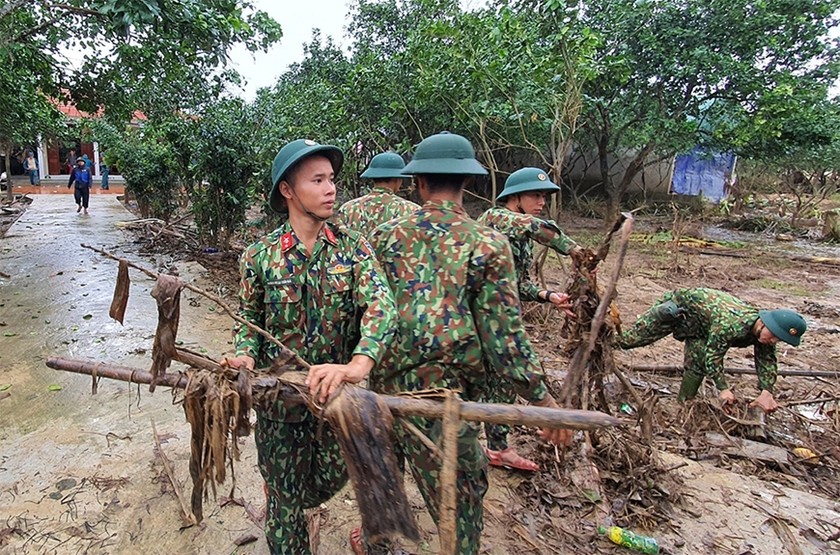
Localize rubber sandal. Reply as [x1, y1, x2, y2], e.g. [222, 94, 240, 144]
[350, 526, 366, 555]
[486, 447, 540, 472]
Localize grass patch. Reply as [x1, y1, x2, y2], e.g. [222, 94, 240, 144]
[752, 277, 811, 296]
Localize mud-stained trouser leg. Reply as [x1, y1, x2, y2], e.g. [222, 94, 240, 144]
[678, 338, 706, 401]
[485, 379, 515, 451]
[255, 412, 348, 555]
[394, 416, 489, 555]
[618, 294, 679, 349]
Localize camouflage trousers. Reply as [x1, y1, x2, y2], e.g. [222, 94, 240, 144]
[618, 295, 709, 400]
[485, 380, 515, 451]
[255, 411, 348, 555]
[369, 416, 488, 555]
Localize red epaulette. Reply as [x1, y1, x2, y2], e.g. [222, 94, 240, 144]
[323, 225, 338, 245]
[280, 232, 296, 252]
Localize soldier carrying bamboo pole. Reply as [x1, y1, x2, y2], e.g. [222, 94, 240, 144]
[337, 132, 574, 555]
[222, 138, 398, 555]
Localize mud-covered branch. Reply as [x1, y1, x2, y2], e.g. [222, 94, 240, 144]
[46, 357, 623, 430]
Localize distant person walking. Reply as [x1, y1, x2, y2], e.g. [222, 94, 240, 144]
[67, 158, 92, 214]
[66, 149, 77, 173]
[24, 152, 39, 185]
[99, 157, 110, 190]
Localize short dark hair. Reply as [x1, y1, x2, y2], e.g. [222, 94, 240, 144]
[420, 174, 472, 194]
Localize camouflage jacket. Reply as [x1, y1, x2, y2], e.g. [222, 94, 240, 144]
[335, 185, 419, 236]
[370, 199, 547, 403]
[476, 206, 577, 303]
[665, 288, 776, 392]
[233, 221, 397, 421]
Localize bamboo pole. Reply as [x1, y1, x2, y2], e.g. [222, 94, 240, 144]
[46, 357, 623, 430]
[628, 365, 839, 379]
[683, 246, 840, 267]
[438, 391, 461, 555]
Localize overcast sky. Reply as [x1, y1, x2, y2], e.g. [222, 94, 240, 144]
[226, 0, 488, 100]
[226, 0, 353, 100]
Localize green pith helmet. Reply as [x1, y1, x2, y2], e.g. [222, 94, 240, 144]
[361, 152, 406, 179]
[497, 167, 560, 202]
[269, 139, 343, 213]
[759, 309, 807, 346]
[401, 132, 487, 176]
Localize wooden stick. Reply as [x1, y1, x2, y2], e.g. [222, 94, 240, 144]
[438, 390, 460, 555]
[46, 357, 623, 430]
[152, 419, 198, 526]
[80, 243, 310, 370]
[782, 395, 840, 408]
[628, 364, 840, 379]
[683, 246, 840, 267]
[399, 418, 443, 461]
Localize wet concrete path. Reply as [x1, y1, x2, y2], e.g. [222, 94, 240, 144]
[0, 195, 269, 553]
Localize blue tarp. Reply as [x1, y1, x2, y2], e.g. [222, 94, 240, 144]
[671, 147, 736, 203]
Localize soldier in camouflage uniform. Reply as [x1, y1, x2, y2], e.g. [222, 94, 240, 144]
[476, 167, 581, 471]
[365, 132, 572, 555]
[618, 287, 807, 413]
[336, 151, 419, 235]
[224, 139, 397, 555]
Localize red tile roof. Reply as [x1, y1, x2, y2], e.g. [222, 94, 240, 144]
[54, 100, 146, 122]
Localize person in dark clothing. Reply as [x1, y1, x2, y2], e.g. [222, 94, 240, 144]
[67, 158, 92, 214]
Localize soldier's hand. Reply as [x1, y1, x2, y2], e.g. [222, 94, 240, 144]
[307, 355, 374, 404]
[532, 394, 574, 446]
[538, 427, 573, 447]
[547, 291, 576, 319]
[221, 355, 255, 371]
[718, 388, 737, 406]
[749, 390, 778, 413]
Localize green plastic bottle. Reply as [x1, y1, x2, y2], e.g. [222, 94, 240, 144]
[598, 525, 660, 554]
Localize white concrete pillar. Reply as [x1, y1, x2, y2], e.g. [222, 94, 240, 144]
[93, 142, 100, 177]
[37, 135, 48, 178]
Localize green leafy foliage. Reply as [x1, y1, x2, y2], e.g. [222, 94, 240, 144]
[191, 98, 257, 248]
[91, 120, 180, 221]
[572, 0, 840, 219]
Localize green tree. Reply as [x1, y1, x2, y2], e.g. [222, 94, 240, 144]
[575, 0, 840, 220]
[91, 119, 180, 221]
[0, 7, 65, 200]
[192, 98, 257, 248]
[0, 0, 282, 202]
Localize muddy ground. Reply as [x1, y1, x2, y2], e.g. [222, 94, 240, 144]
[1, 190, 839, 554]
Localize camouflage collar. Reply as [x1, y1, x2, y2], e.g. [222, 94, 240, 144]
[423, 199, 465, 214]
[371, 185, 393, 195]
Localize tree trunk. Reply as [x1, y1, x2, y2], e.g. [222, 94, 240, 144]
[605, 143, 654, 223]
[4, 144, 13, 202]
